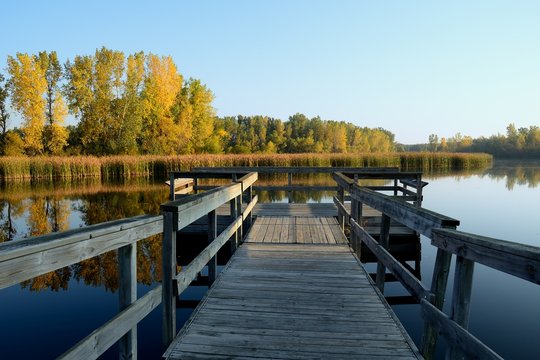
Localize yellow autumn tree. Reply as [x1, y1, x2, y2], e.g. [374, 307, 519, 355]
[175, 78, 216, 153]
[36, 51, 69, 155]
[140, 54, 183, 154]
[7, 53, 47, 155]
[64, 48, 125, 155]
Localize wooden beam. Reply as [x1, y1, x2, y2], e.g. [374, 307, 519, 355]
[58, 285, 162, 360]
[432, 228, 540, 284]
[0, 215, 162, 289]
[207, 210, 217, 286]
[175, 217, 242, 295]
[161, 183, 242, 229]
[351, 219, 433, 302]
[376, 214, 391, 292]
[447, 255, 475, 359]
[190, 166, 401, 174]
[351, 186, 459, 237]
[420, 299, 503, 360]
[332, 196, 348, 232]
[242, 195, 258, 222]
[421, 248, 452, 357]
[118, 243, 137, 360]
[162, 212, 177, 349]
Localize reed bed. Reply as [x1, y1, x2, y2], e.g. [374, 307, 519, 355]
[0, 152, 493, 181]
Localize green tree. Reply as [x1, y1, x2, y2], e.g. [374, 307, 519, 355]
[428, 134, 439, 152]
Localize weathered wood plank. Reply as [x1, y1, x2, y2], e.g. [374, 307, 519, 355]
[161, 172, 257, 230]
[118, 244, 137, 360]
[175, 217, 242, 295]
[351, 186, 459, 237]
[376, 214, 391, 292]
[164, 243, 420, 359]
[190, 166, 401, 175]
[432, 228, 540, 284]
[351, 219, 432, 302]
[420, 299, 503, 360]
[0, 215, 162, 290]
[162, 212, 177, 348]
[59, 285, 162, 360]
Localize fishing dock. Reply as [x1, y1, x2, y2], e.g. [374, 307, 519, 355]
[0, 167, 538, 359]
[164, 213, 421, 359]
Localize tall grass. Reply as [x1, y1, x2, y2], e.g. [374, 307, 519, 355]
[0, 152, 493, 181]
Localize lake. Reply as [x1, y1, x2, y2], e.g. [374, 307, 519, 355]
[0, 160, 538, 359]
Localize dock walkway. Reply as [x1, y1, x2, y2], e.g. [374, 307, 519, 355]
[164, 213, 421, 359]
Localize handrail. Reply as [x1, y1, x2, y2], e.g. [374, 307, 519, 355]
[350, 218, 432, 302]
[0, 171, 260, 360]
[333, 172, 539, 359]
[432, 228, 540, 284]
[0, 214, 162, 289]
[58, 286, 163, 360]
[160, 171, 258, 348]
[351, 186, 459, 237]
[420, 300, 503, 360]
[190, 166, 401, 174]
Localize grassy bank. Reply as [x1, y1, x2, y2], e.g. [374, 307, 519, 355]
[0, 152, 493, 181]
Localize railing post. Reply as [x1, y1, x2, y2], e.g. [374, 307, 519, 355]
[421, 249, 452, 358]
[415, 174, 423, 207]
[337, 186, 345, 231]
[393, 178, 398, 196]
[287, 172, 293, 204]
[193, 178, 198, 194]
[236, 191, 243, 241]
[376, 214, 391, 292]
[350, 197, 358, 252]
[169, 172, 175, 201]
[162, 211, 177, 349]
[355, 199, 363, 258]
[229, 194, 238, 253]
[118, 243, 137, 360]
[208, 210, 217, 286]
[247, 185, 253, 229]
[447, 256, 475, 360]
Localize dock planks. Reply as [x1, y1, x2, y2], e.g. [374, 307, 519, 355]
[245, 216, 347, 244]
[165, 216, 421, 359]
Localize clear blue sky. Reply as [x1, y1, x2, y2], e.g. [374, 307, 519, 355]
[2, 0, 539, 144]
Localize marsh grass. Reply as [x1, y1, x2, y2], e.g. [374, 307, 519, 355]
[0, 152, 492, 181]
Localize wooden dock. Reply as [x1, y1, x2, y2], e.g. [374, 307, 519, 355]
[163, 215, 421, 359]
[3, 168, 535, 360]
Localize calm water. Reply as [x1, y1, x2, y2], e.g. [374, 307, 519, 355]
[0, 160, 538, 359]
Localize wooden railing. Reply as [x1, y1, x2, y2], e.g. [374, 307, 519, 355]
[160, 172, 258, 348]
[171, 166, 426, 205]
[0, 172, 258, 360]
[333, 172, 540, 360]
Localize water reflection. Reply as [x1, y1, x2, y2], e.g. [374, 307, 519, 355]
[424, 159, 540, 190]
[482, 160, 540, 190]
[2, 162, 539, 292]
[0, 179, 168, 292]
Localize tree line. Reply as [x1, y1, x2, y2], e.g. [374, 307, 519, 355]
[0, 48, 395, 156]
[403, 124, 540, 157]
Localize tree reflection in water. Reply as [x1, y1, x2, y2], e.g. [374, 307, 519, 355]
[1, 161, 539, 292]
[0, 179, 167, 292]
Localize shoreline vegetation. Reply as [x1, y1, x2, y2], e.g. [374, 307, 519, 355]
[0, 152, 492, 181]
